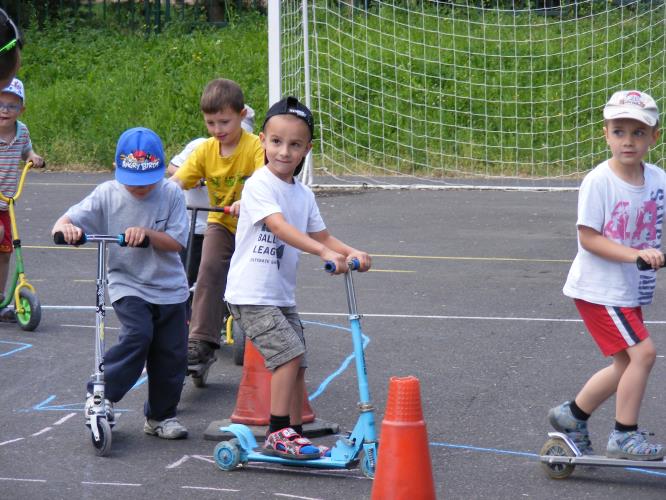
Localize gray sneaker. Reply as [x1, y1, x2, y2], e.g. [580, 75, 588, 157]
[607, 430, 665, 461]
[144, 417, 188, 439]
[548, 401, 593, 455]
[84, 394, 115, 427]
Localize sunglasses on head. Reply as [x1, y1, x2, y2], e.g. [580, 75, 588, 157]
[0, 10, 22, 55]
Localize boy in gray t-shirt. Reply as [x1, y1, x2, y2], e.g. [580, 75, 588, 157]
[52, 127, 190, 440]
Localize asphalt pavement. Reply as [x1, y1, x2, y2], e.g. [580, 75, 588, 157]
[1, 171, 666, 499]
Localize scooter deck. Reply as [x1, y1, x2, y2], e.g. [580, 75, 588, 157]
[244, 449, 358, 470]
[541, 433, 666, 469]
[541, 453, 666, 469]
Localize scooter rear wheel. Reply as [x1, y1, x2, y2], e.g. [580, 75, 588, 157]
[16, 289, 41, 332]
[91, 418, 112, 457]
[540, 437, 575, 479]
[214, 439, 241, 471]
[192, 368, 209, 388]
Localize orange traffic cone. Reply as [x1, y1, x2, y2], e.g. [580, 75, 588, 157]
[371, 376, 437, 500]
[231, 340, 315, 425]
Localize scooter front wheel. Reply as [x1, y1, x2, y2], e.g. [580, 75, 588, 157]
[359, 448, 377, 479]
[214, 439, 241, 471]
[540, 437, 575, 479]
[232, 320, 245, 366]
[91, 418, 112, 457]
[16, 289, 41, 331]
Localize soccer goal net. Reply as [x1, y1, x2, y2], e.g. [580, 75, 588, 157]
[272, 0, 666, 190]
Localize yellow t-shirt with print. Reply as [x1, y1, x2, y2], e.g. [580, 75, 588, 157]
[173, 130, 264, 233]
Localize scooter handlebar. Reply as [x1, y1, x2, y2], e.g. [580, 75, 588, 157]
[117, 234, 151, 248]
[324, 257, 361, 273]
[637, 254, 666, 271]
[53, 231, 87, 246]
[53, 231, 150, 248]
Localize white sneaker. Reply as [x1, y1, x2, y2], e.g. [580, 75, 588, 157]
[84, 394, 115, 427]
[144, 417, 188, 439]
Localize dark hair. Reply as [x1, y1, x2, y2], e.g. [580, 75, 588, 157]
[200, 78, 245, 114]
[0, 9, 21, 86]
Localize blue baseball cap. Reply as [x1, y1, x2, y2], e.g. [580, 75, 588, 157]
[114, 127, 166, 186]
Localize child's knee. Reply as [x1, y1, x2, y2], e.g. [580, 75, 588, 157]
[633, 339, 657, 367]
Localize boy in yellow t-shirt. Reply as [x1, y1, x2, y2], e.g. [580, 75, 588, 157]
[171, 78, 263, 366]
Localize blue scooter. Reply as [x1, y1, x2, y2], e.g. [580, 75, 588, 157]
[213, 259, 379, 478]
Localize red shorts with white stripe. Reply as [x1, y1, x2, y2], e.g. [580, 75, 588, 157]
[574, 299, 649, 356]
[0, 210, 11, 253]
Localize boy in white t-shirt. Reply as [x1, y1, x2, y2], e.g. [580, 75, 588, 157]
[551, 90, 666, 460]
[225, 96, 371, 459]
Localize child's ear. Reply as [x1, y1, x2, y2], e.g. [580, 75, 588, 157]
[240, 107, 248, 120]
[653, 127, 661, 142]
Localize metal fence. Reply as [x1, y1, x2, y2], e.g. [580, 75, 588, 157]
[0, 0, 266, 31]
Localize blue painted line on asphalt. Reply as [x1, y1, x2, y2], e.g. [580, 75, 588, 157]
[131, 375, 148, 389]
[0, 340, 32, 357]
[302, 320, 369, 402]
[431, 442, 666, 477]
[27, 376, 146, 413]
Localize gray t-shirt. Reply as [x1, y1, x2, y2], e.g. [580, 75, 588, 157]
[66, 179, 189, 304]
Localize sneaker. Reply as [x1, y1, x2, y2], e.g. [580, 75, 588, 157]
[144, 417, 188, 439]
[263, 427, 321, 460]
[0, 306, 16, 323]
[548, 401, 593, 455]
[187, 339, 216, 365]
[607, 430, 665, 461]
[84, 394, 115, 427]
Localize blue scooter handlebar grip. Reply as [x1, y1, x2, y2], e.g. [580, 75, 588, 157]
[53, 231, 87, 246]
[118, 234, 150, 248]
[637, 255, 666, 271]
[324, 257, 361, 273]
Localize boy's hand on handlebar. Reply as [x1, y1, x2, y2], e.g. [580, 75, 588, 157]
[637, 247, 664, 270]
[322, 250, 348, 274]
[228, 200, 241, 218]
[124, 227, 148, 247]
[347, 251, 371, 272]
[53, 223, 83, 245]
[27, 153, 45, 168]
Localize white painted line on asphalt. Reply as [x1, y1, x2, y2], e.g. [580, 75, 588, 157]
[0, 477, 47, 483]
[166, 455, 190, 469]
[41, 305, 666, 324]
[53, 413, 77, 425]
[0, 438, 24, 447]
[30, 427, 52, 437]
[81, 481, 142, 487]
[61, 324, 119, 330]
[182, 486, 241, 492]
[275, 494, 324, 500]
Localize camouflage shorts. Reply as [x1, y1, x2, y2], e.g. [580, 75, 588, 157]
[227, 304, 306, 370]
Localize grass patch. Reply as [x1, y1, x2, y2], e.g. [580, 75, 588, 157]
[20, 12, 267, 170]
[16, 2, 666, 177]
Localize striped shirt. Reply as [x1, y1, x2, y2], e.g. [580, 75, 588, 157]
[0, 120, 32, 211]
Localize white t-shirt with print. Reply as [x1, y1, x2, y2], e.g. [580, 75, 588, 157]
[225, 166, 326, 307]
[563, 160, 666, 307]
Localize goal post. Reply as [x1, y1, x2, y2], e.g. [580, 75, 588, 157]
[270, 0, 666, 190]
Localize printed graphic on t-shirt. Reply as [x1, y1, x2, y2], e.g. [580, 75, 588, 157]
[604, 188, 664, 304]
[250, 223, 285, 269]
